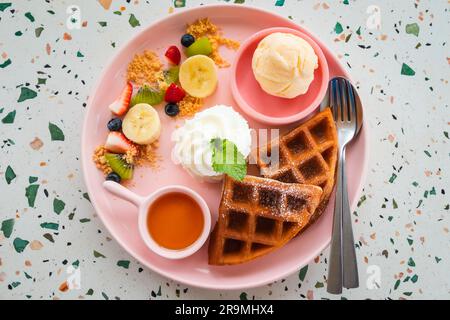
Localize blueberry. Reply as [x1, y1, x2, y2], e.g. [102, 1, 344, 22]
[107, 118, 122, 131]
[106, 172, 121, 183]
[181, 34, 195, 48]
[165, 103, 180, 117]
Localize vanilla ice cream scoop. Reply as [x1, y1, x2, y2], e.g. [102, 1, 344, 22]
[252, 32, 319, 99]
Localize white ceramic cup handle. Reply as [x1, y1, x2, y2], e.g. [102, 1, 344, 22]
[103, 181, 144, 208]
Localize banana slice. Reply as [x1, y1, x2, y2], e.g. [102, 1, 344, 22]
[179, 55, 218, 98]
[122, 103, 161, 145]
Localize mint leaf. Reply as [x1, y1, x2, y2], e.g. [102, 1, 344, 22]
[211, 138, 246, 181]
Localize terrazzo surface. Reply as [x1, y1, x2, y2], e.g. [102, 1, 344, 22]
[0, 0, 449, 300]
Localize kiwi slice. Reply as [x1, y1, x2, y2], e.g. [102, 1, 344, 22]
[104, 153, 134, 180]
[164, 66, 180, 85]
[130, 86, 164, 107]
[186, 37, 213, 57]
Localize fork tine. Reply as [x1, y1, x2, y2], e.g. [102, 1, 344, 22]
[347, 80, 357, 125]
[335, 79, 343, 122]
[330, 78, 338, 121]
[347, 80, 353, 122]
[340, 78, 350, 122]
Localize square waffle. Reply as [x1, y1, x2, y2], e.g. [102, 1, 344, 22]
[208, 175, 322, 265]
[255, 108, 338, 222]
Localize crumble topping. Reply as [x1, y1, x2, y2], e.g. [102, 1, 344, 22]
[126, 50, 164, 86]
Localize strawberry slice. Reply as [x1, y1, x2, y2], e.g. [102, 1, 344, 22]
[165, 46, 181, 65]
[109, 82, 133, 116]
[105, 132, 135, 153]
[164, 83, 186, 103]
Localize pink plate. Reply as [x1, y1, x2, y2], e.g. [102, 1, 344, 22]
[81, 4, 369, 290]
[231, 27, 329, 125]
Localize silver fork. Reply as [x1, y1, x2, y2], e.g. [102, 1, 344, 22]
[327, 77, 363, 294]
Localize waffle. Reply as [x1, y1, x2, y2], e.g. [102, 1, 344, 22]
[255, 109, 338, 222]
[208, 175, 322, 265]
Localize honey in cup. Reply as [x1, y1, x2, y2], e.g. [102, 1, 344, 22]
[147, 192, 204, 250]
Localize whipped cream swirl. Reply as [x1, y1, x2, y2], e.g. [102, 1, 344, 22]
[171, 105, 251, 181]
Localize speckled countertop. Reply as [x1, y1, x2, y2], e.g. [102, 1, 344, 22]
[0, 0, 449, 300]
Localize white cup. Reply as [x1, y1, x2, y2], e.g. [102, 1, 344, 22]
[103, 181, 211, 259]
